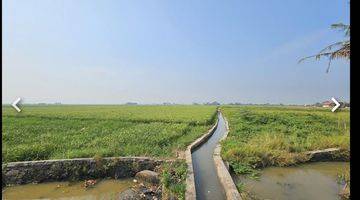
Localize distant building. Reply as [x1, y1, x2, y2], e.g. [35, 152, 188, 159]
[322, 101, 334, 108]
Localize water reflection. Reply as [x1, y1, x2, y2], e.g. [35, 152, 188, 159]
[233, 162, 349, 200]
[2, 179, 134, 200]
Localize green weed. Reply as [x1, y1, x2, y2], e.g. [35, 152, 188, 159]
[160, 160, 187, 200]
[221, 106, 350, 177]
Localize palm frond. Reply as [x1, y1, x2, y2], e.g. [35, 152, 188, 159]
[298, 52, 333, 64]
[298, 23, 350, 73]
[331, 23, 350, 37]
[318, 41, 348, 54]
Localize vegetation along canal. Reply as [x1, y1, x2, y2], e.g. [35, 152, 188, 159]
[192, 112, 226, 200]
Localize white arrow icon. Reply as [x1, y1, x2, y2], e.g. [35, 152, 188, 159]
[12, 97, 22, 112]
[331, 97, 340, 112]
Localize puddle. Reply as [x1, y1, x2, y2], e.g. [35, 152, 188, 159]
[233, 162, 349, 200]
[2, 179, 134, 200]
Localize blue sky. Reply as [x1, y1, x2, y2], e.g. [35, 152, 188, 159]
[3, 0, 350, 104]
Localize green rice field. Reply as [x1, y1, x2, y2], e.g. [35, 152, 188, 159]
[2, 105, 217, 163]
[220, 106, 350, 176]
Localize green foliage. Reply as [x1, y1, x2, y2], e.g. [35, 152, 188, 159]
[337, 169, 350, 185]
[2, 105, 217, 162]
[160, 160, 187, 200]
[236, 182, 245, 193]
[337, 169, 350, 200]
[230, 162, 260, 180]
[221, 106, 350, 176]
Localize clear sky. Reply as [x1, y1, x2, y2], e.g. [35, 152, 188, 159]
[3, 0, 350, 104]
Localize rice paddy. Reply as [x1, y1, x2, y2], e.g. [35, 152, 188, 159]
[220, 106, 350, 176]
[2, 105, 217, 163]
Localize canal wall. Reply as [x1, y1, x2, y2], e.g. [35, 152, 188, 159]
[185, 112, 219, 200]
[2, 157, 165, 186]
[306, 148, 350, 162]
[214, 113, 242, 200]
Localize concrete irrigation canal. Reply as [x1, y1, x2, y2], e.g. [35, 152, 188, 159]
[192, 113, 227, 200]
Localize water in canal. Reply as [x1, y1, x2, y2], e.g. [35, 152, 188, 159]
[2, 178, 134, 200]
[192, 112, 226, 200]
[233, 162, 349, 200]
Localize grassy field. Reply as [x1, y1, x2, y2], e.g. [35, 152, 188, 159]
[220, 106, 350, 176]
[2, 105, 217, 163]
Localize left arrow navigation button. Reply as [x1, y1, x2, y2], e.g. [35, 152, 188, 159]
[12, 97, 22, 112]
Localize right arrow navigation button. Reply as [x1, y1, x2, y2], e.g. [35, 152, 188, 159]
[331, 97, 340, 112]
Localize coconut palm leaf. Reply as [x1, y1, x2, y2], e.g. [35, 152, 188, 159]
[299, 23, 350, 73]
[331, 23, 350, 36]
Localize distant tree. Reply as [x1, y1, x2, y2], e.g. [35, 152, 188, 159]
[314, 102, 322, 107]
[204, 101, 221, 105]
[299, 23, 350, 73]
[126, 102, 138, 105]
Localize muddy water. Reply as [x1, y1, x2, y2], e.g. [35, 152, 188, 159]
[2, 179, 134, 200]
[192, 113, 226, 200]
[233, 162, 349, 200]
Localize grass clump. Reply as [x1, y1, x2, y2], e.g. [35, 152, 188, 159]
[221, 106, 350, 177]
[338, 169, 350, 200]
[160, 160, 187, 200]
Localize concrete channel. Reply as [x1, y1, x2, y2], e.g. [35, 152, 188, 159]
[191, 112, 228, 200]
[186, 111, 347, 200]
